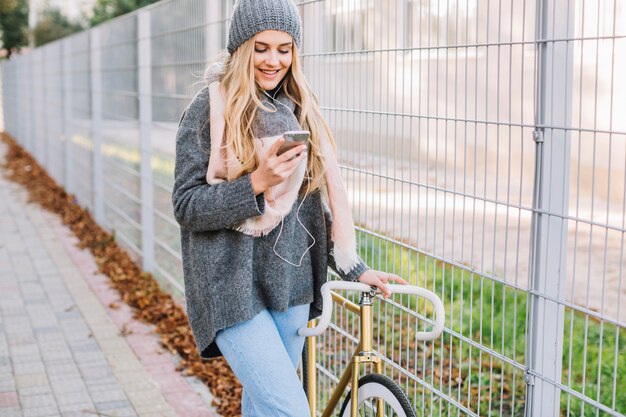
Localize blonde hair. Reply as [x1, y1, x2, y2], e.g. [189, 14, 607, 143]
[206, 36, 336, 194]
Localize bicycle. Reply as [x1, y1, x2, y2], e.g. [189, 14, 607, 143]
[298, 280, 445, 417]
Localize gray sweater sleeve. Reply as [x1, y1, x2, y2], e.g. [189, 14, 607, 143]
[172, 87, 265, 232]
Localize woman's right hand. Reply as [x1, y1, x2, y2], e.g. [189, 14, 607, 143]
[250, 137, 307, 195]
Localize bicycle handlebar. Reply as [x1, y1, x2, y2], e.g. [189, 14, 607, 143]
[298, 281, 446, 341]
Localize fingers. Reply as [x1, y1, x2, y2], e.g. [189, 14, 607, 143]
[270, 147, 307, 180]
[277, 143, 307, 163]
[258, 144, 307, 188]
[375, 273, 409, 299]
[375, 278, 391, 299]
[281, 148, 308, 171]
[380, 285, 391, 299]
[378, 272, 408, 286]
[358, 270, 411, 299]
[268, 137, 285, 157]
[388, 274, 409, 285]
[356, 271, 386, 298]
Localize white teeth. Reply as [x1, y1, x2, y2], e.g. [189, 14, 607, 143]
[261, 69, 279, 74]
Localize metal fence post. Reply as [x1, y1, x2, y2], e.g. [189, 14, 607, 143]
[31, 54, 36, 155]
[16, 62, 20, 142]
[90, 28, 104, 224]
[13, 62, 17, 139]
[3, 64, 9, 136]
[138, 10, 154, 272]
[19, 59, 24, 147]
[204, 0, 223, 63]
[11, 64, 15, 136]
[26, 55, 34, 153]
[206, 0, 232, 60]
[1, 65, 6, 133]
[62, 39, 74, 195]
[35, 53, 43, 163]
[0, 65, 3, 132]
[525, 0, 574, 415]
[41, 49, 49, 173]
[9, 63, 15, 138]
[14, 63, 19, 139]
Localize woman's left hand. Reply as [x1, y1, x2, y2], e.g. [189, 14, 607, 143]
[356, 270, 409, 299]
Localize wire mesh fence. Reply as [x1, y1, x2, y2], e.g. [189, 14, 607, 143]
[1, 0, 624, 416]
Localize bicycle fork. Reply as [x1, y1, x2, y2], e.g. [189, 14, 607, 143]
[308, 289, 385, 417]
[351, 289, 384, 417]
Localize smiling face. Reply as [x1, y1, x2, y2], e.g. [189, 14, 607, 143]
[253, 30, 294, 91]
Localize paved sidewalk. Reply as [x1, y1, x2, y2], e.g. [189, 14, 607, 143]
[0, 143, 220, 417]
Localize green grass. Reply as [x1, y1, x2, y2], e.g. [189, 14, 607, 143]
[312, 231, 626, 416]
[561, 312, 626, 416]
[100, 146, 625, 416]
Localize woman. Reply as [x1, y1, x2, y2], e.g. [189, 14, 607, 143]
[172, 0, 405, 415]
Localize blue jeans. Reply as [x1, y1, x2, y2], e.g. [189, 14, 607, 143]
[215, 303, 311, 417]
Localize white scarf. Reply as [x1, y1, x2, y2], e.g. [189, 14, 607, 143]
[205, 81, 360, 274]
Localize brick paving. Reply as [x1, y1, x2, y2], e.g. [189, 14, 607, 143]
[0, 143, 220, 417]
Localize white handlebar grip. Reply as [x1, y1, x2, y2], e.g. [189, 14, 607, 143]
[385, 284, 446, 341]
[298, 281, 372, 337]
[297, 281, 446, 342]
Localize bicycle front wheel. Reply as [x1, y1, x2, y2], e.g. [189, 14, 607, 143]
[339, 373, 417, 417]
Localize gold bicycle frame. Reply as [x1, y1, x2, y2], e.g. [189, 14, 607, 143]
[306, 289, 385, 417]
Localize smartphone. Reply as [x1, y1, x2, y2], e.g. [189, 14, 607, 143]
[277, 130, 310, 156]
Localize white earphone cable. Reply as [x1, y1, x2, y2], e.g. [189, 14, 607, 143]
[269, 173, 315, 267]
[261, 85, 315, 266]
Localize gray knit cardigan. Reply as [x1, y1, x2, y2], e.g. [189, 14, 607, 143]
[172, 86, 369, 359]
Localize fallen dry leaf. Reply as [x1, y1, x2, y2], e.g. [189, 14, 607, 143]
[0, 133, 243, 416]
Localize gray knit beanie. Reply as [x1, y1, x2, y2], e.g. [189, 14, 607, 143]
[227, 0, 302, 55]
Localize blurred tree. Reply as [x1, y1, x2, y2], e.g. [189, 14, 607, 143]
[90, 0, 160, 26]
[32, 6, 83, 46]
[0, 0, 28, 58]
[0, 0, 18, 14]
